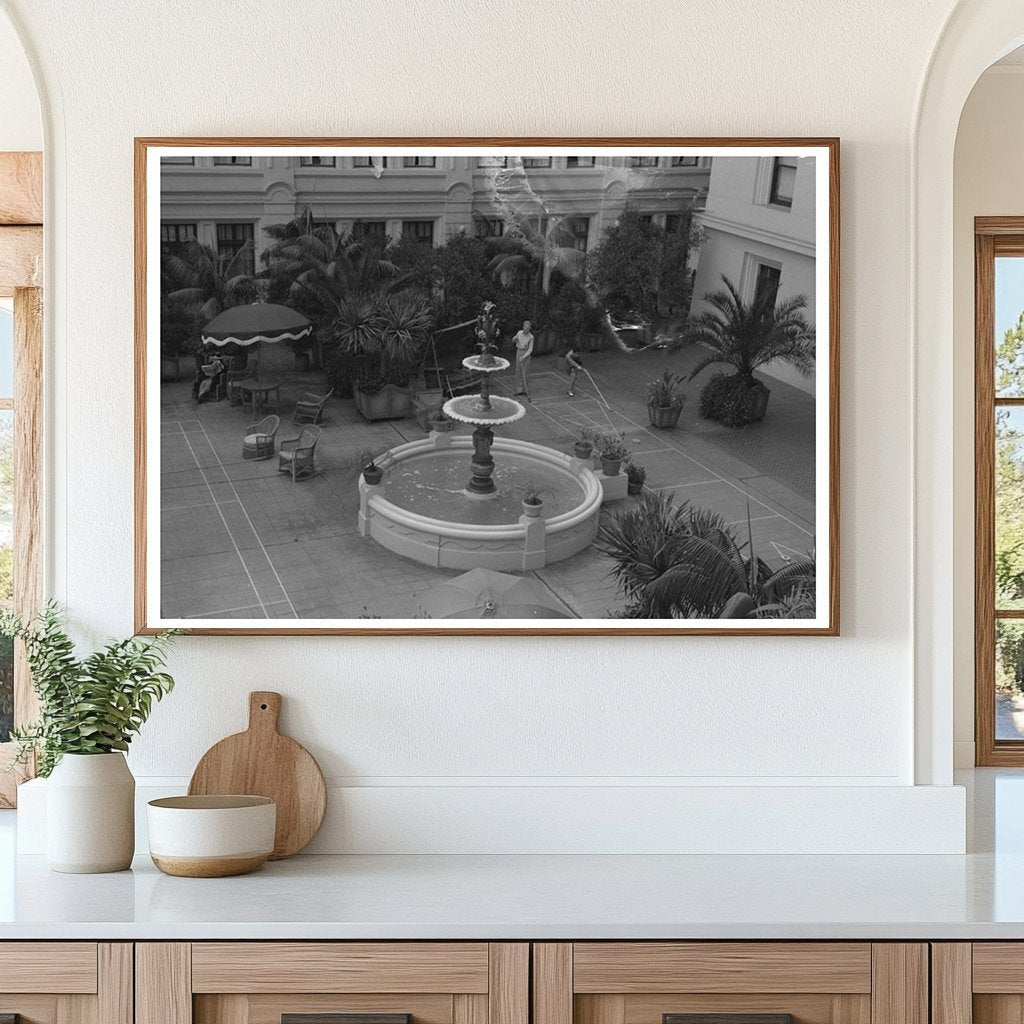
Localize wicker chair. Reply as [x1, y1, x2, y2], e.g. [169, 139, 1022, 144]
[292, 387, 335, 424]
[226, 367, 255, 407]
[278, 426, 321, 482]
[242, 415, 280, 461]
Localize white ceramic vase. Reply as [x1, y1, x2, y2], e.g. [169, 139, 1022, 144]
[46, 752, 135, 873]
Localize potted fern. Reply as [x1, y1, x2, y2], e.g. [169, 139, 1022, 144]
[2, 604, 178, 874]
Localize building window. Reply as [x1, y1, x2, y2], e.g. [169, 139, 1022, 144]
[477, 156, 508, 168]
[630, 156, 659, 168]
[161, 156, 194, 166]
[975, 221, 1024, 763]
[753, 263, 782, 309]
[566, 156, 595, 168]
[402, 220, 434, 246]
[353, 156, 387, 168]
[521, 157, 552, 168]
[671, 156, 698, 167]
[475, 218, 505, 239]
[352, 220, 386, 239]
[402, 156, 436, 168]
[636, 214, 655, 227]
[563, 216, 590, 252]
[216, 222, 255, 274]
[212, 156, 252, 166]
[665, 212, 689, 235]
[299, 156, 336, 167]
[160, 223, 197, 257]
[769, 156, 798, 207]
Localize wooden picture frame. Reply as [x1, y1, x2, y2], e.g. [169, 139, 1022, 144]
[135, 137, 839, 636]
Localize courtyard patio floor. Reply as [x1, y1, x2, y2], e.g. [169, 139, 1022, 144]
[159, 342, 818, 621]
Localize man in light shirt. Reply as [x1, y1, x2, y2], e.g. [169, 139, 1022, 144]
[513, 320, 534, 400]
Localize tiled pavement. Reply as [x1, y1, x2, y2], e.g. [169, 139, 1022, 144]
[159, 343, 817, 621]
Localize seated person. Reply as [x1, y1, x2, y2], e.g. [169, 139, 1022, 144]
[193, 351, 227, 403]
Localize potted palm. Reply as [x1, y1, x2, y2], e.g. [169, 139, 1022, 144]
[336, 294, 433, 422]
[646, 369, 686, 429]
[1, 604, 177, 873]
[682, 275, 815, 427]
[354, 447, 389, 485]
[595, 431, 629, 476]
[625, 461, 647, 495]
[520, 481, 549, 519]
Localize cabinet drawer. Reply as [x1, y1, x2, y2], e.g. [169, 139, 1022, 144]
[139, 943, 528, 1024]
[0, 942, 99, 994]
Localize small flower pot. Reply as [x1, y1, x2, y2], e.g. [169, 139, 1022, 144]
[432, 416, 454, 433]
[573, 441, 594, 460]
[648, 402, 683, 429]
[362, 465, 383, 485]
[522, 498, 544, 519]
[601, 457, 622, 476]
[627, 479, 644, 496]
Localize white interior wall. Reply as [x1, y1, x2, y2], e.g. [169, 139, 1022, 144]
[0, 0, 979, 852]
[952, 65, 1024, 767]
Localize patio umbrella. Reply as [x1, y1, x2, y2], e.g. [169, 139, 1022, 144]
[201, 302, 311, 382]
[417, 568, 575, 619]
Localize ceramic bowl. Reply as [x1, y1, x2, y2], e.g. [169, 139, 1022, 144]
[147, 795, 276, 877]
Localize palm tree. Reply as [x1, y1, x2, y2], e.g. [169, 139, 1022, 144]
[333, 291, 433, 386]
[487, 215, 588, 297]
[683, 274, 815, 426]
[162, 239, 258, 322]
[597, 490, 815, 619]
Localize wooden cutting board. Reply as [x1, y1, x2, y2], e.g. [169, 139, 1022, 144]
[188, 691, 326, 859]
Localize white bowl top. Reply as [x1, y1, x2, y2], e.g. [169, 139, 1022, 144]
[148, 795, 274, 810]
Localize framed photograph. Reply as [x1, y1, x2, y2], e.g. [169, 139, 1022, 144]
[135, 137, 839, 635]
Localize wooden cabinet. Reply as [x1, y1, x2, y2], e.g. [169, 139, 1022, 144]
[932, 943, 1024, 1024]
[532, 944, 928, 1024]
[0, 943, 132, 1024]
[136, 944, 528, 1024]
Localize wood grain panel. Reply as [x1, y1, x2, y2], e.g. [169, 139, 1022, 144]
[0, 943, 97, 994]
[453, 995, 486, 1024]
[622, 994, 870, 1024]
[56, 992, 95, 1024]
[239, 994, 454, 1024]
[974, 995, 1024, 1024]
[573, 944, 871, 994]
[972, 944, 1024, 992]
[97, 945, 132, 1024]
[0, 994, 59, 1024]
[931, 944, 971, 1024]
[0, 226, 42, 296]
[136, 943, 192, 1024]
[0, 153, 42, 225]
[192, 944, 489, 994]
[870, 945, 927, 1024]
[576, 996, 625, 1024]
[534, 944, 572, 1024]
[488, 944, 528, 1024]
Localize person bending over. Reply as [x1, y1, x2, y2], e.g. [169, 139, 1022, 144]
[564, 345, 584, 396]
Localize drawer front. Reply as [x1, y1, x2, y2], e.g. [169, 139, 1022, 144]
[140, 943, 528, 1024]
[0, 942, 99, 994]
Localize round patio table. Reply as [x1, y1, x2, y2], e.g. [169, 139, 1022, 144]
[237, 379, 281, 417]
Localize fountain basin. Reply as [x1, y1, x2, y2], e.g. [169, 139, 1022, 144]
[358, 435, 603, 571]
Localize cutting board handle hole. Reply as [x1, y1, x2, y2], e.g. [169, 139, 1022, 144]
[260, 703, 268, 710]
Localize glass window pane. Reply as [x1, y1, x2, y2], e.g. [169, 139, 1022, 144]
[996, 256, 1024, 396]
[997, 407, 1024, 609]
[997, 620, 1024, 740]
[0, 410, 12, 742]
[0, 306, 14, 398]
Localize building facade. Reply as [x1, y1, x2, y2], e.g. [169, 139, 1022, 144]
[159, 153, 710, 271]
[689, 155, 817, 394]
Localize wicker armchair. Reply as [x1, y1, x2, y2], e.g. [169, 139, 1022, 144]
[292, 388, 335, 424]
[226, 367, 255, 407]
[242, 415, 280, 461]
[278, 426, 321, 482]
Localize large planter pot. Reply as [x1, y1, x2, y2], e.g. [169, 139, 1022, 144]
[647, 402, 683, 429]
[746, 382, 771, 423]
[47, 752, 135, 873]
[294, 351, 311, 372]
[354, 383, 415, 422]
[581, 331, 604, 352]
[533, 328, 556, 356]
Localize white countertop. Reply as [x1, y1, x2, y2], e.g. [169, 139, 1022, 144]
[0, 849, 1022, 940]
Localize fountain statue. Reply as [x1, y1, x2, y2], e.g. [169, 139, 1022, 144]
[441, 301, 526, 497]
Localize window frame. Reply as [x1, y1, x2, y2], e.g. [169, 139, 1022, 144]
[769, 156, 798, 208]
[974, 218, 1024, 765]
[0, 152, 44, 806]
[298, 156, 336, 167]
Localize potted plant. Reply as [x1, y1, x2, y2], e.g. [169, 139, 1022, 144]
[354, 447, 389, 485]
[595, 430, 629, 476]
[520, 481, 549, 519]
[573, 426, 596, 461]
[646, 369, 686, 429]
[1, 604, 177, 873]
[625, 461, 647, 495]
[682, 275, 815, 427]
[431, 408, 454, 433]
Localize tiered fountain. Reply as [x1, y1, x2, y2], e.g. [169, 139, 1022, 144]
[357, 302, 603, 571]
